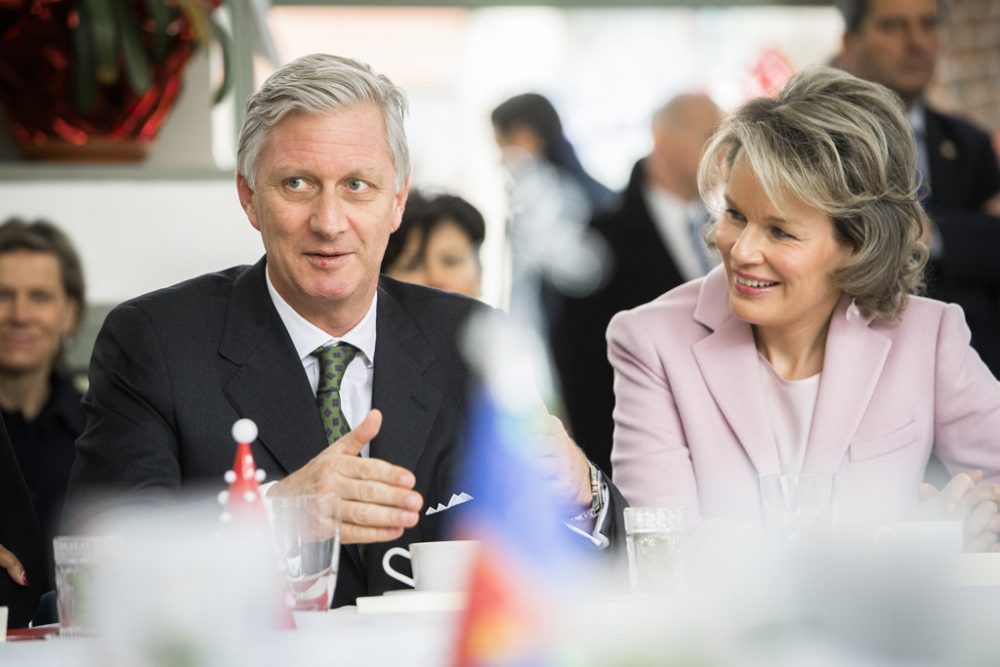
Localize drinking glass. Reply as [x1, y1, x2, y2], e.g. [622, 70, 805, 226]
[624, 506, 686, 594]
[758, 473, 836, 543]
[270, 493, 340, 612]
[54, 535, 119, 636]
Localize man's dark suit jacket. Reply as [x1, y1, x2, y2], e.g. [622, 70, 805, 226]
[0, 414, 46, 628]
[67, 259, 489, 607]
[551, 160, 686, 474]
[922, 105, 1000, 378]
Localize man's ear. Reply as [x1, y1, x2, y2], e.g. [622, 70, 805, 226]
[390, 179, 410, 233]
[236, 173, 261, 231]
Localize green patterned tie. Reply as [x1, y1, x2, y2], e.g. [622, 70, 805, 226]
[313, 342, 358, 444]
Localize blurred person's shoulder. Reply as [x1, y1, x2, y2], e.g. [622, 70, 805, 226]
[377, 274, 492, 332]
[926, 104, 995, 147]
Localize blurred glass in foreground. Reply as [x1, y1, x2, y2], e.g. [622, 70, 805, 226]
[624, 507, 686, 595]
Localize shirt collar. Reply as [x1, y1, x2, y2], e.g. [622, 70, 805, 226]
[907, 101, 926, 137]
[265, 270, 377, 367]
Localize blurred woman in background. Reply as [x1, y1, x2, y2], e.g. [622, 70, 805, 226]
[0, 218, 86, 596]
[382, 190, 486, 298]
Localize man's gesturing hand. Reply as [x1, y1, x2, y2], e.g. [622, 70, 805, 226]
[270, 409, 424, 544]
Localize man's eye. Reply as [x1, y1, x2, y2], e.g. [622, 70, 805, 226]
[346, 179, 369, 192]
[286, 177, 306, 190]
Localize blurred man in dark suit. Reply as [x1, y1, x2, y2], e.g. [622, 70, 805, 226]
[839, 0, 1000, 376]
[551, 94, 722, 473]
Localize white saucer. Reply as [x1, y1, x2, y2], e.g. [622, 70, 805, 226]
[357, 590, 467, 613]
[383, 588, 464, 596]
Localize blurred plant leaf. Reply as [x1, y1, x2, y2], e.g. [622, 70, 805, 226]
[81, 0, 119, 85]
[178, 0, 211, 48]
[71, 6, 97, 113]
[209, 13, 234, 104]
[113, 0, 152, 93]
[144, 0, 171, 61]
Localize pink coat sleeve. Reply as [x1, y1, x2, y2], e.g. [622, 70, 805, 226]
[607, 308, 703, 521]
[933, 302, 1000, 482]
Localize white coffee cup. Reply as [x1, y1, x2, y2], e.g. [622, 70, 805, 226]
[382, 540, 480, 592]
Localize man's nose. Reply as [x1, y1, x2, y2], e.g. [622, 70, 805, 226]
[905, 22, 936, 54]
[310, 190, 348, 236]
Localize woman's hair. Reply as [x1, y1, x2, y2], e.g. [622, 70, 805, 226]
[699, 66, 929, 322]
[381, 190, 486, 272]
[237, 53, 410, 190]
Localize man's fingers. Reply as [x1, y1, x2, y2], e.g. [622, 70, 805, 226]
[338, 499, 419, 532]
[342, 477, 422, 513]
[337, 454, 416, 489]
[958, 482, 1000, 515]
[939, 472, 977, 511]
[918, 482, 938, 501]
[0, 543, 27, 586]
[330, 409, 383, 455]
[341, 524, 406, 545]
[967, 530, 999, 553]
[965, 500, 999, 541]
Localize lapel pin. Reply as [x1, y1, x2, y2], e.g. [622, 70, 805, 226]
[940, 139, 958, 160]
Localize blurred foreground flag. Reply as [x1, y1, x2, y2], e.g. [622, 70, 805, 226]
[451, 313, 590, 667]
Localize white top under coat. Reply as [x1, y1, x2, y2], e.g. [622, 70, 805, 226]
[758, 354, 821, 475]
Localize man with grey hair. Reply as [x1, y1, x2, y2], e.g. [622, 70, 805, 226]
[838, 0, 1000, 377]
[552, 93, 722, 474]
[68, 54, 613, 607]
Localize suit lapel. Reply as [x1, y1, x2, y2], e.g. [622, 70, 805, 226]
[218, 259, 327, 475]
[363, 284, 443, 583]
[692, 270, 781, 474]
[802, 298, 891, 473]
[370, 283, 442, 475]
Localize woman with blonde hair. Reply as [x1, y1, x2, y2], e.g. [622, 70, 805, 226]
[609, 67, 1000, 549]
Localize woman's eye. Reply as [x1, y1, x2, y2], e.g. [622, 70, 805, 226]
[725, 208, 745, 223]
[771, 226, 795, 240]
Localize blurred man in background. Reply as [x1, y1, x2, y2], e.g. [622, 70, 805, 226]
[551, 94, 723, 473]
[839, 0, 1000, 377]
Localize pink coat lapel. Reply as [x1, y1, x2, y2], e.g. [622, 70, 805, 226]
[802, 298, 891, 473]
[690, 269, 891, 476]
[692, 269, 782, 475]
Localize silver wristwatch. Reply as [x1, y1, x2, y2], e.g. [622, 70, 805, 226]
[571, 461, 605, 521]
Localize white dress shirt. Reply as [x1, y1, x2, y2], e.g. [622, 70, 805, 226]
[758, 355, 820, 475]
[265, 271, 376, 455]
[644, 185, 716, 281]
